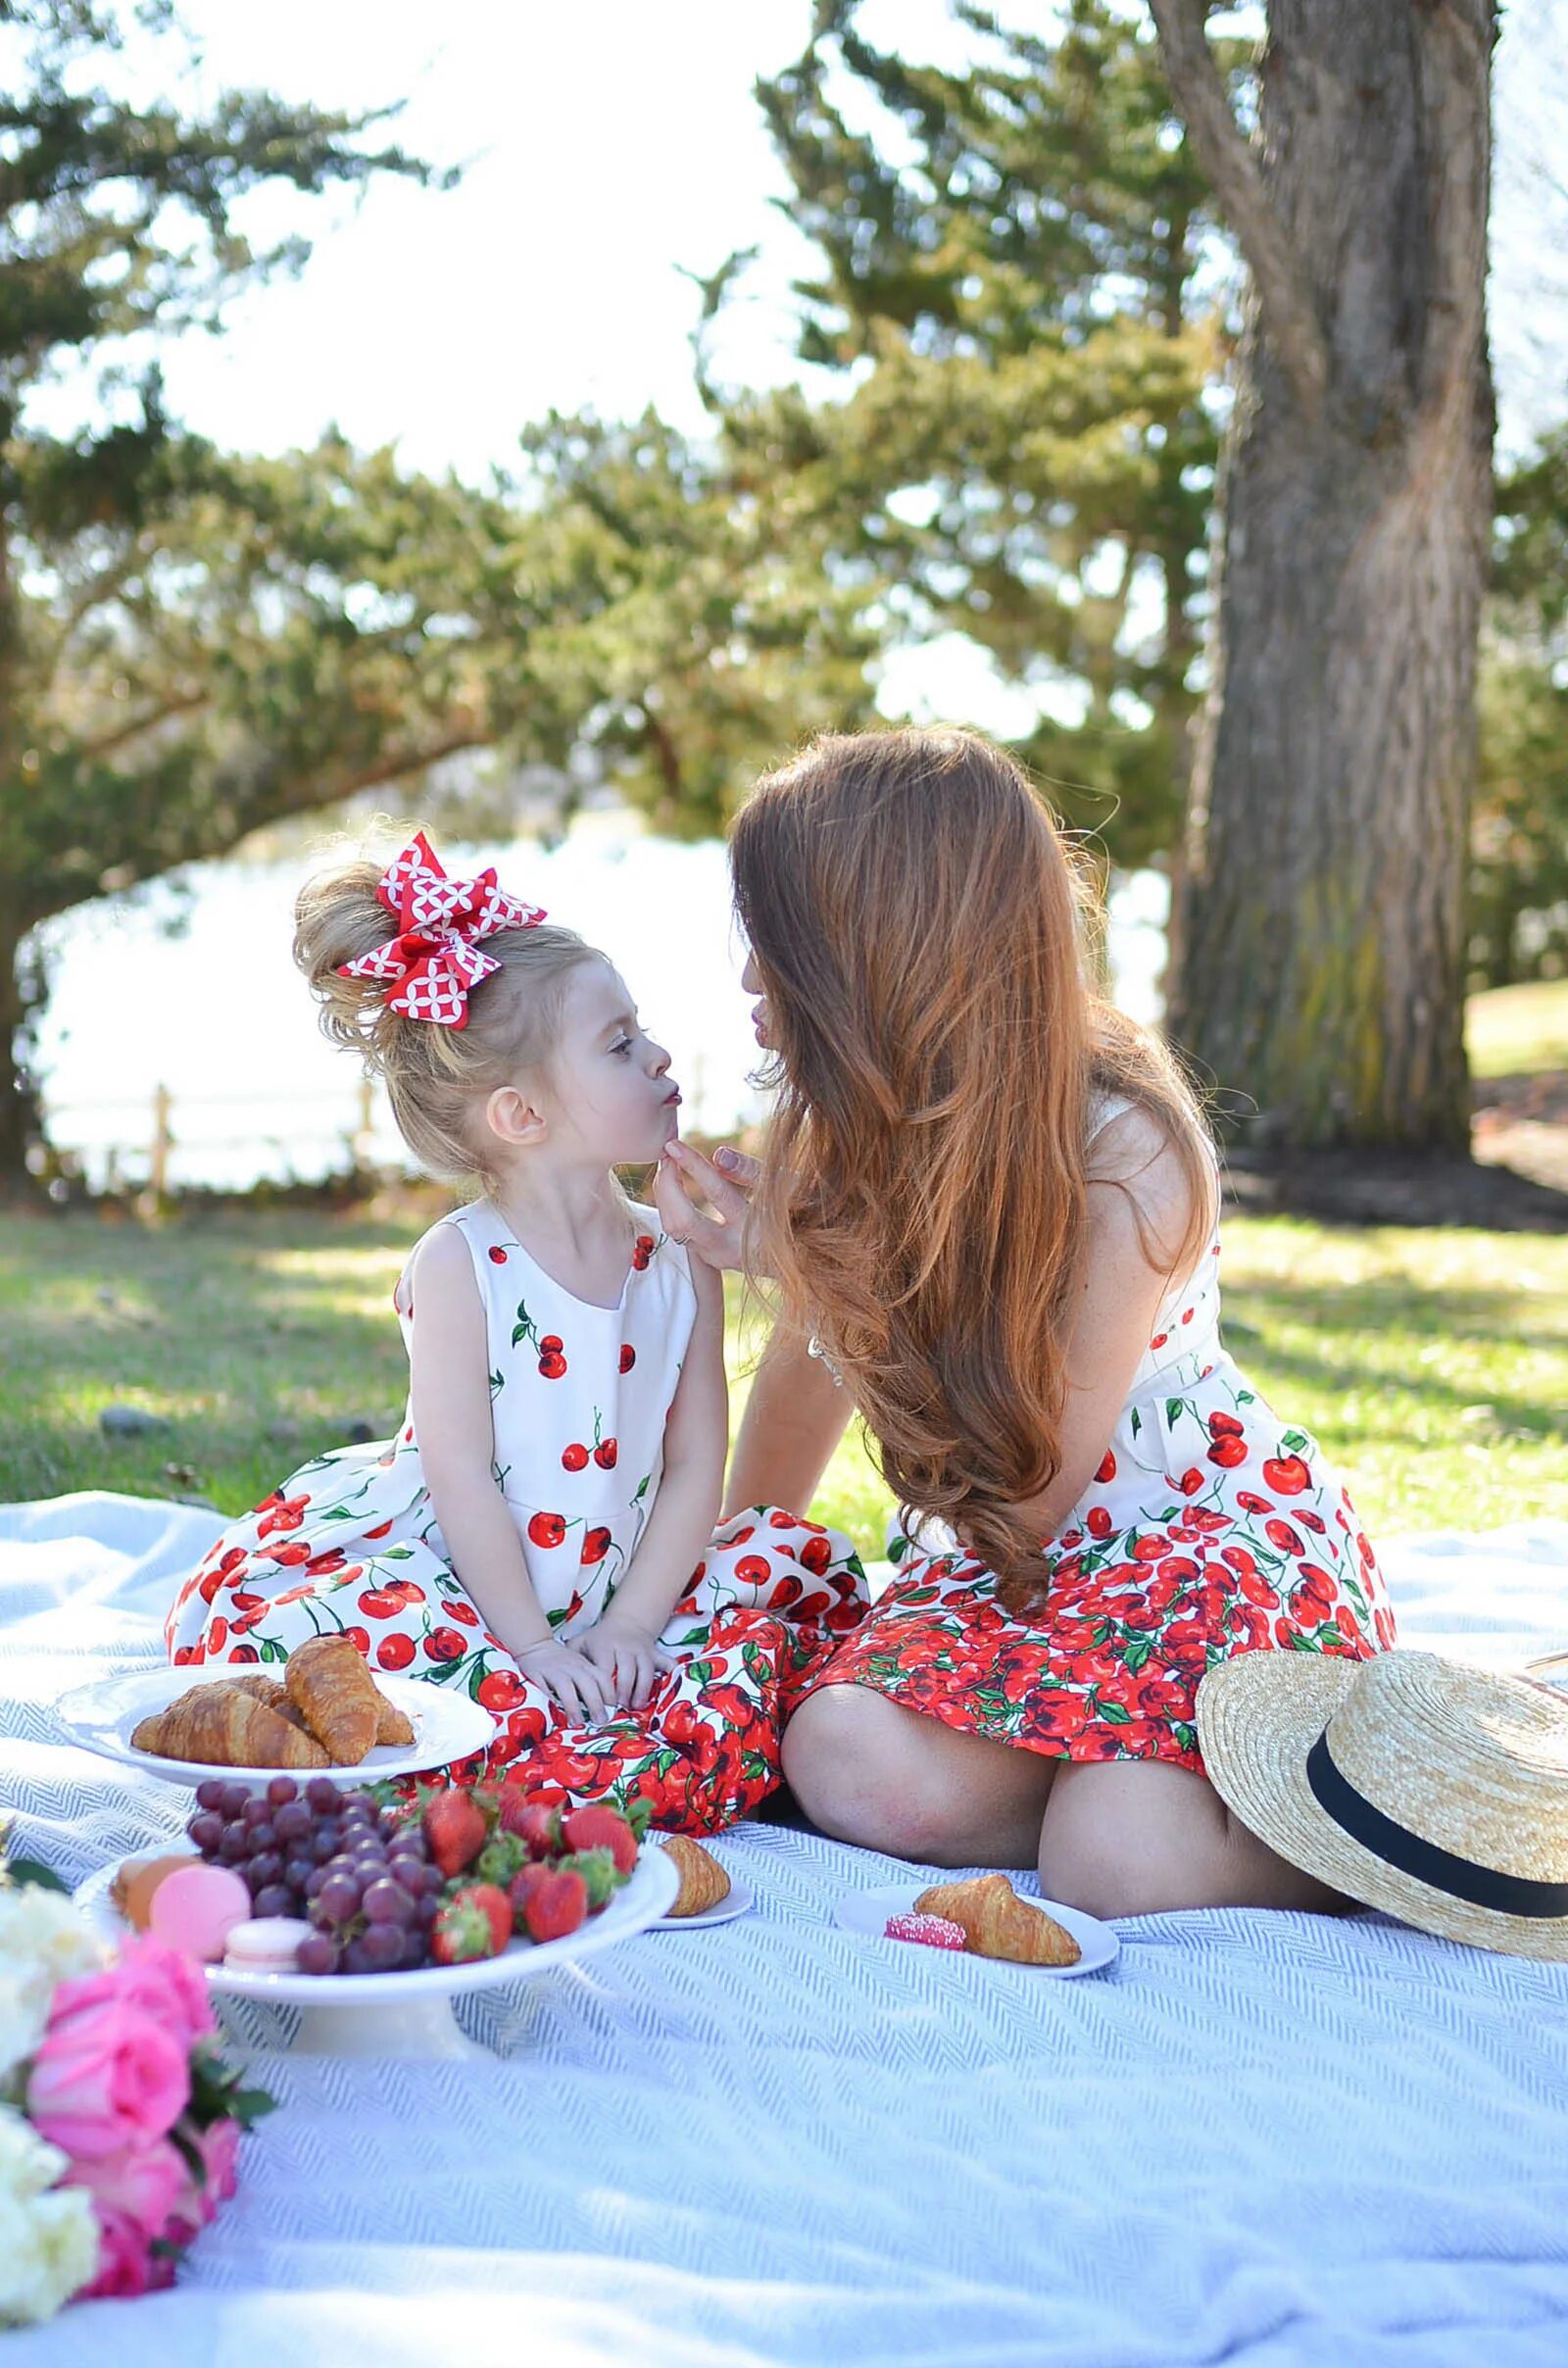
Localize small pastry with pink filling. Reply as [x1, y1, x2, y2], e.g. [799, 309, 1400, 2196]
[883, 1912, 967, 1951]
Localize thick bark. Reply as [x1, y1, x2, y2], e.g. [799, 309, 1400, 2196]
[0, 906, 42, 1190]
[1159, 0, 1495, 1148]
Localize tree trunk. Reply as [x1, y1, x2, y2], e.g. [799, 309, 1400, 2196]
[1165, 1, 1495, 1148]
[0, 908, 43, 1193]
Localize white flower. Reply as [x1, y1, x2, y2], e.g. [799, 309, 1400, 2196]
[0, 1890, 106, 2080]
[0, 2102, 70, 2197]
[0, 2108, 99, 2326]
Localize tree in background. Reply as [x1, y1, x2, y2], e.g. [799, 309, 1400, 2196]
[0, 4, 876, 1188]
[1473, 430, 1568, 988]
[1150, 0, 1495, 1148]
[749, 2, 1545, 1151]
[0, 0, 433, 1179]
[718, 0, 1231, 866]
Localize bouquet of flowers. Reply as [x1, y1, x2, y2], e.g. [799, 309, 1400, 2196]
[0, 1844, 273, 2325]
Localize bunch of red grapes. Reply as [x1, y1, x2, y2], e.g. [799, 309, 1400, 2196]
[186, 1775, 442, 1974]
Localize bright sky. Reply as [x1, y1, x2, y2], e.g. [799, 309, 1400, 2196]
[36, 0, 1559, 478]
[83, 0, 962, 467]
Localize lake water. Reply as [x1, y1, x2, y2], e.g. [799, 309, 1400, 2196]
[33, 817, 1169, 1191]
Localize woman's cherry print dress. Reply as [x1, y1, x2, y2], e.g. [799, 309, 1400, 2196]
[808, 1107, 1396, 1771]
[165, 1201, 868, 1832]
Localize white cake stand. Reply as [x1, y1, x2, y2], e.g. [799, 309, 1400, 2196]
[74, 1843, 681, 2059]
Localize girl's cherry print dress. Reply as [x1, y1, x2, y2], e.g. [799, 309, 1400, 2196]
[165, 1201, 867, 1832]
[808, 1112, 1396, 1771]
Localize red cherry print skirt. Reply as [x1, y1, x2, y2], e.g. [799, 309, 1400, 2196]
[806, 1359, 1396, 1774]
[165, 1484, 869, 1834]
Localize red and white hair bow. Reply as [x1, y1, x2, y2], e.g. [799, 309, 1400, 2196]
[336, 832, 547, 1028]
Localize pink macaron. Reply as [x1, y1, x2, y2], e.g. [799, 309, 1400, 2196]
[147, 1862, 252, 1963]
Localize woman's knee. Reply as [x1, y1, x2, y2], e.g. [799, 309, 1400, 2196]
[1036, 1758, 1342, 1919]
[781, 1685, 975, 1862]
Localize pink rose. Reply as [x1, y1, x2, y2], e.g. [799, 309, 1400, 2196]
[51, 1935, 216, 2051]
[167, 2114, 241, 2242]
[26, 1998, 189, 2159]
[67, 2136, 188, 2236]
[75, 2205, 168, 2301]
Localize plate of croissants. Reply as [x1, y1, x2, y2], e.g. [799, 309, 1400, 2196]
[834, 1875, 1118, 1976]
[54, 1634, 495, 1787]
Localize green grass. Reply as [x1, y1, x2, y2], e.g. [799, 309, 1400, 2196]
[1467, 977, 1568, 1078]
[2, 1207, 1565, 1554]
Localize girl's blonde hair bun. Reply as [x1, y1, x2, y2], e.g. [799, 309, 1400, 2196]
[292, 840, 600, 1184]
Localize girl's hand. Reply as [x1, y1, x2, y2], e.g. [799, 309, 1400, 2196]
[514, 1637, 617, 1725]
[573, 1616, 676, 1710]
[656, 1140, 761, 1275]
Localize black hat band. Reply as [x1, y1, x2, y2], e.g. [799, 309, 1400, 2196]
[1305, 1730, 1568, 1920]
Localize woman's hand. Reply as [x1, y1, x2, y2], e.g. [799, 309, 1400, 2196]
[573, 1616, 675, 1710]
[514, 1637, 618, 1725]
[655, 1140, 762, 1275]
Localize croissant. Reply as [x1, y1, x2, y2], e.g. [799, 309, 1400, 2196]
[132, 1683, 329, 1770]
[230, 1665, 414, 1749]
[372, 1692, 415, 1748]
[912, 1874, 1081, 1967]
[284, 1634, 381, 1764]
[662, 1834, 730, 1918]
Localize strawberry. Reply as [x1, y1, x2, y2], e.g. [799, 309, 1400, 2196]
[430, 1883, 512, 1964]
[622, 1797, 653, 1842]
[560, 1846, 619, 1912]
[520, 1866, 588, 1944]
[422, 1788, 488, 1879]
[473, 1832, 528, 1889]
[498, 1795, 564, 1859]
[507, 1860, 551, 1928]
[562, 1803, 638, 1878]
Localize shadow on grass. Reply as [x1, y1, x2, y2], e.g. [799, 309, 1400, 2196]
[1223, 1276, 1566, 1448]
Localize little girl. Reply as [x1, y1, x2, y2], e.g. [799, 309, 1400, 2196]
[165, 832, 867, 1831]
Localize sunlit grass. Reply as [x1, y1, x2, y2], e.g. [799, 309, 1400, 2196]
[3, 1206, 1565, 1557]
[1467, 977, 1568, 1078]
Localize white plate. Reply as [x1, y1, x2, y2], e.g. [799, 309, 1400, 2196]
[833, 1881, 1118, 1977]
[654, 1873, 754, 1930]
[74, 1842, 681, 2056]
[54, 1664, 494, 1789]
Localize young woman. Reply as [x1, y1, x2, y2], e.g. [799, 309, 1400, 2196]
[658, 728, 1396, 1912]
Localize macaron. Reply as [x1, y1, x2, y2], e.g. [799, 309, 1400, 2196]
[112, 1852, 198, 1932]
[222, 1916, 313, 1976]
[147, 1861, 252, 1963]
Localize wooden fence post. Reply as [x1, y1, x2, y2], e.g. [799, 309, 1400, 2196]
[149, 1084, 172, 1196]
[353, 1074, 375, 1167]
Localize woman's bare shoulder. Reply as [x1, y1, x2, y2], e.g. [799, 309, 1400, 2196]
[1086, 1101, 1214, 1272]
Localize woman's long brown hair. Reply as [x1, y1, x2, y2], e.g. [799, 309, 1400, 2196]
[730, 727, 1214, 1609]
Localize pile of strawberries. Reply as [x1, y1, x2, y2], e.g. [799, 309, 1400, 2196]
[411, 1785, 648, 1966]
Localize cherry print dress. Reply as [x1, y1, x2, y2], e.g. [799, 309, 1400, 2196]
[807, 1106, 1396, 1771]
[165, 1200, 868, 1832]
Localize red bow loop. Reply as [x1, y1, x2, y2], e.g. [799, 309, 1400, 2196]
[336, 832, 547, 1028]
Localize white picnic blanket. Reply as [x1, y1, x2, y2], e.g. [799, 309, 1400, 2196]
[2, 1492, 1567, 2368]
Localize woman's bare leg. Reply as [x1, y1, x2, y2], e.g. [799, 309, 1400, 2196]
[1037, 1758, 1348, 1918]
[781, 1683, 1055, 1870]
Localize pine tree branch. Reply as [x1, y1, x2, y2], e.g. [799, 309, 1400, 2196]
[77, 690, 208, 762]
[1147, 0, 1330, 418]
[20, 716, 490, 931]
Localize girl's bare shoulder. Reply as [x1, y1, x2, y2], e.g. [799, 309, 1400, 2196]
[396, 1214, 480, 1317]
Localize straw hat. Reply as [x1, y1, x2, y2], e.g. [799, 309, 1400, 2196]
[1197, 1649, 1568, 1959]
